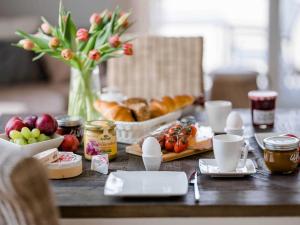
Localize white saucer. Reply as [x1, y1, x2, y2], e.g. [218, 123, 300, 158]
[199, 159, 256, 177]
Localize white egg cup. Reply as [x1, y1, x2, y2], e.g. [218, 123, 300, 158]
[142, 155, 162, 171]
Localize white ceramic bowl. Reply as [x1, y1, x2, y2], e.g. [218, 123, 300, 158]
[0, 133, 64, 156]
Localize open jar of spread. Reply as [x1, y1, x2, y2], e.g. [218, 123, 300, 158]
[248, 90, 277, 129]
[263, 136, 299, 174]
[56, 115, 83, 143]
[84, 120, 117, 160]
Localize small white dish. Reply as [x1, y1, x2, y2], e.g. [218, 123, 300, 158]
[254, 132, 300, 149]
[104, 171, 188, 197]
[199, 159, 256, 177]
[0, 133, 64, 156]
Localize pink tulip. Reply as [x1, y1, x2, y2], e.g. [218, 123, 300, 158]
[89, 13, 101, 25]
[76, 28, 89, 42]
[22, 39, 34, 51]
[109, 35, 121, 48]
[88, 49, 101, 61]
[41, 23, 52, 35]
[49, 37, 60, 48]
[123, 43, 133, 56]
[61, 49, 73, 60]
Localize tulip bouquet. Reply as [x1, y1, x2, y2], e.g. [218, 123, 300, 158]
[14, 1, 133, 121]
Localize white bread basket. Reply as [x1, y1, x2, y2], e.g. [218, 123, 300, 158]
[115, 110, 182, 144]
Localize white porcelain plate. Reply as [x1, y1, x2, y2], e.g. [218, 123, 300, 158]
[254, 132, 300, 149]
[104, 171, 188, 197]
[199, 159, 256, 177]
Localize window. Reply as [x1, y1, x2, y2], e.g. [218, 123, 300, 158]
[149, 0, 269, 90]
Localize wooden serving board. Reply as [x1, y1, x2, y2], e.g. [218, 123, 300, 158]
[126, 137, 212, 162]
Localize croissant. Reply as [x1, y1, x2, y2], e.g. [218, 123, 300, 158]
[149, 99, 169, 118]
[94, 100, 135, 122]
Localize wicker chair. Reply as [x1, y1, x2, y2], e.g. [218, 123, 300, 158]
[0, 148, 59, 225]
[107, 36, 204, 99]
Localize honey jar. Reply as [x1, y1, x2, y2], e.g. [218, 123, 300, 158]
[263, 136, 299, 174]
[84, 120, 117, 160]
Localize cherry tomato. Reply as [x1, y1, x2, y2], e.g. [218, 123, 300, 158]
[174, 137, 188, 153]
[165, 138, 175, 151]
[190, 125, 197, 137]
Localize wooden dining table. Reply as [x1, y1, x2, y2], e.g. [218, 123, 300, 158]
[1, 109, 300, 219]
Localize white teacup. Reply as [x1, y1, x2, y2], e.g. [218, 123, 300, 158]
[213, 134, 248, 172]
[205, 101, 232, 133]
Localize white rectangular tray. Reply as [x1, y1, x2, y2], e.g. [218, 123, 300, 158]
[115, 110, 182, 144]
[104, 171, 188, 197]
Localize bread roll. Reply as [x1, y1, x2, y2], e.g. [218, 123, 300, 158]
[173, 95, 195, 109]
[122, 98, 151, 121]
[149, 99, 169, 118]
[162, 96, 176, 112]
[122, 98, 148, 105]
[94, 100, 135, 122]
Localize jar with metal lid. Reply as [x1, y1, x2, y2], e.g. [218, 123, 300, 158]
[248, 90, 277, 129]
[263, 136, 299, 174]
[56, 115, 83, 143]
[84, 120, 117, 160]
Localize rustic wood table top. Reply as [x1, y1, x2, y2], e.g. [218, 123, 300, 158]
[1, 109, 300, 218]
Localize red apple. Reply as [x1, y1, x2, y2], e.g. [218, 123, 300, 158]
[23, 115, 37, 130]
[35, 114, 57, 135]
[5, 116, 26, 137]
[59, 134, 80, 152]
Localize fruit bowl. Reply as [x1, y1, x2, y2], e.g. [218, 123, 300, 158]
[0, 133, 64, 156]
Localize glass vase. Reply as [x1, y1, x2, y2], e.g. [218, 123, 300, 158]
[68, 67, 101, 121]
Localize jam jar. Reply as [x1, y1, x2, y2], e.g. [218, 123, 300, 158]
[84, 120, 117, 160]
[263, 136, 299, 174]
[56, 115, 83, 143]
[248, 90, 277, 129]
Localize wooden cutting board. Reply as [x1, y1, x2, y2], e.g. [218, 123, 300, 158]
[126, 136, 212, 162]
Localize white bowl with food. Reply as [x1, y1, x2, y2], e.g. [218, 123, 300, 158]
[0, 133, 64, 156]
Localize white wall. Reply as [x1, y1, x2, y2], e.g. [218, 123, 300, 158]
[0, 0, 131, 27]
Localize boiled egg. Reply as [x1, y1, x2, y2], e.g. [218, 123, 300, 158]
[226, 111, 243, 129]
[142, 137, 162, 157]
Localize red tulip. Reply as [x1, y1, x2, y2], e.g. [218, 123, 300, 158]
[118, 12, 129, 28]
[109, 35, 121, 48]
[61, 49, 73, 60]
[49, 37, 60, 48]
[88, 49, 101, 61]
[76, 28, 89, 42]
[90, 13, 101, 25]
[41, 23, 52, 35]
[22, 39, 34, 51]
[123, 43, 133, 55]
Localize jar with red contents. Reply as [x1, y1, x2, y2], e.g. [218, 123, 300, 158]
[56, 115, 83, 143]
[248, 90, 278, 129]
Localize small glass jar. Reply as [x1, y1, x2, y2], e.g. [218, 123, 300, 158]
[248, 90, 278, 129]
[263, 136, 299, 174]
[56, 115, 83, 143]
[84, 120, 117, 160]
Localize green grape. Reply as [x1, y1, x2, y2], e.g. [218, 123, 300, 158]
[21, 127, 31, 140]
[14, 138, 27, 145]
[38, 134, 50, 142]
[31, 128, 40, 138]
[9, 130, 22, 140]
[28, 137, 37, 144]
